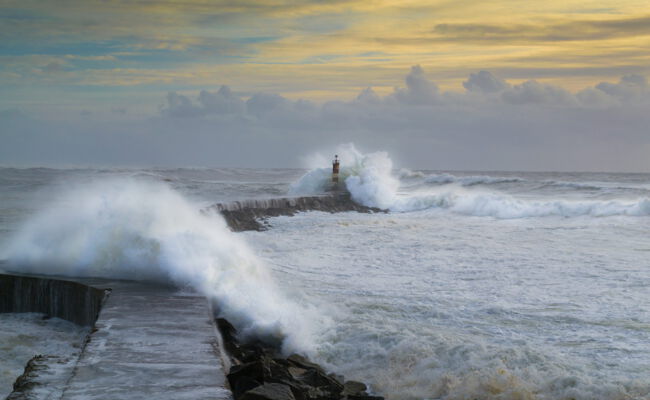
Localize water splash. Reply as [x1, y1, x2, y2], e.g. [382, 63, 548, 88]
[2, 177, 323, 353]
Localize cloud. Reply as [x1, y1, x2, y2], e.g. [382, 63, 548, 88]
[161, 85, 248, 117]
[162, 92, 204, 118]
[594, 74, 649, 102]
[43, 61, 64, 73]
[463, 70, 509, 93]
[111, 106, 127, 114]
[355, 87, 382, 105]
[198, 86, 246, 115]
[433, 15, 650, 43]
[501, 80, 577, 106]
[246, 92, 288, 116]
[390, 65, 439, 105]
[6, 66, 650, 172]
[159, 65, 650, 118]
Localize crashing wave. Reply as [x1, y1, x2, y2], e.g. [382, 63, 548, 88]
[1, 177, 323, 354]
[290, 145, 650, 218]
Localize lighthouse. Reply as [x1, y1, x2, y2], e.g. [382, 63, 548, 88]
[332, 155, 340, 191]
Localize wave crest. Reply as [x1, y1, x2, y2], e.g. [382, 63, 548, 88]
[2, 177, 322, 353]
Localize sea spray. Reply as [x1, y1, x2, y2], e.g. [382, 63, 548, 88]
[1, 177, 323, 354]
[291, 145, 650, 217]
[390, 189, 650, 217]
[290, 143, 399, 209]
[248, 210, 650, 400]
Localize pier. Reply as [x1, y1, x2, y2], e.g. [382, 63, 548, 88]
[208, 193, 385, 232]
[1, 274, 231, 400]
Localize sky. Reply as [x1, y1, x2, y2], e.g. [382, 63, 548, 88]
[1, 0, 650, 171]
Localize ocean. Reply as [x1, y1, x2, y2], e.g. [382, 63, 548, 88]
[1, 146, 649, 399]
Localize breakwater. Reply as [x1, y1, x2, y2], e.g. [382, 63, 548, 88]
[215, 318, 383, 400]
[0, 273, 106, 326]
[1, 274, 230, 400]
[207, 193, 385, 232]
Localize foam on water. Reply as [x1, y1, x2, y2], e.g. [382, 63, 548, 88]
[1, 178, 322, 353]
[290, 143, 399, 209]
[2, 160, 650, 400]
[391, 188, 650, 217]
[246, 210, 650, 400]
[291, 145, 650, 218]
[424, 173, 525, 186]
[0, 313, 88, 398]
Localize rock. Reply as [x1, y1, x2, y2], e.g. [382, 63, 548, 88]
[207, 193, 387, 232]
[288, 366, 308, 379]
[329, 373, 345, 385]
[287, 354, 325, 373]
[232, 375, 263, 399]
[228, 361, 268, 389]
[11, 355, 47, 393]
[215, 316, 381, 400]
[342, 381, 367, 396]
[300, 368, 343, 391]
[240, 383, 296, 400]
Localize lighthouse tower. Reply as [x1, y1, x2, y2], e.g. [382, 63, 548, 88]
[332, 155, 340, 191]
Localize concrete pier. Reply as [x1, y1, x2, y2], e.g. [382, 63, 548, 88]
[207, 193, 385, 232]
[0, 273, 106, 326]
[2, 274, 231, 400]
[62, 280, 231, 400]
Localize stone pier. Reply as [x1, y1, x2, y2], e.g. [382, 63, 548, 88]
[2, 274, 231, 400]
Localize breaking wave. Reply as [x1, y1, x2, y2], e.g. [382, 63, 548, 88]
[291, 145, 650, 218]
[392, 189, 650, 217]
[424, 173, 525, 186]
[1, 178, 323, 353]
[290, 143, 399, 209]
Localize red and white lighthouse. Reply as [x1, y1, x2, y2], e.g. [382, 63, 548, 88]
[332, 155, 340, 190]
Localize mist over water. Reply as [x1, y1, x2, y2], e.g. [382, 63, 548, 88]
[291, 144, 650, 218]
[1, 177, 322, 353]
[1, 149, 649, 400]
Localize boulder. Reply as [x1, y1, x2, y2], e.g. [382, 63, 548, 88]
[287, 354, 325, 373]
[232, 375, 262, 399]
[228, 361, 268, 389]
[342, 381, 367, 397]
[240, 383, 296, 400]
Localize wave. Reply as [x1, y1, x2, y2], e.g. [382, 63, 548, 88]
[290, 145, 650, 218]
[392, 190, 650, 217]
[398, 168, 427, 179]
[328, 331, 649, 400]
[0, 177, 322, 353]
[424, 174, 650, 193]
[424, 173, 525, 187]
[290, 143, 399, 209]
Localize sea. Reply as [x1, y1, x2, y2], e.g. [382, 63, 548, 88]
[1, 145, 649, 400]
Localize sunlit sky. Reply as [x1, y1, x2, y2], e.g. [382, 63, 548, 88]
[3, 0, 650, 111]
[1, 1, 650, 170]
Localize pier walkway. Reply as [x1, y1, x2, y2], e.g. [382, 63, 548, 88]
[2, 272, 231, 400]
[62, 279, 231, 400]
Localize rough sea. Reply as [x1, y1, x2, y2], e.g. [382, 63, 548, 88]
[1, 145, 649, 399]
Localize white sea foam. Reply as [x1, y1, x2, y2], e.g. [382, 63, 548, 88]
[2, 165, 650, 400]
[393, 189, 650, 217]
[290, 143, 399, 209]
[425, 173, 525, 186]
[291, 145, 650, 218]
[1, 178, 322, 353]
[398, 168, 427, 179]
[0, 313, 88, 399]
[247, 210, 650, 400]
